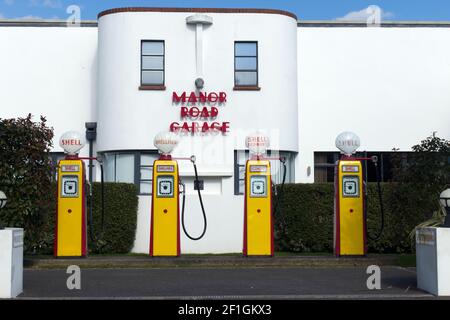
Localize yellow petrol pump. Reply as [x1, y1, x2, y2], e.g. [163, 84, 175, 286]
[150, 155, 181, 256]
[150, 132, 207, 257]
[243, 134, 286, 257]
[55, 131, 87, 257]
[334, 159, 366, 256]
[334, 132, 385, 257]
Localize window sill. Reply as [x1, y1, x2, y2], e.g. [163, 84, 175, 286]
[233, 86, 261, 91]
[139, 85, 166, 91]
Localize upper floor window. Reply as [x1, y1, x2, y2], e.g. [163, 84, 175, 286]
[141, 40, 165, 86]
[234, 42, 258, 87]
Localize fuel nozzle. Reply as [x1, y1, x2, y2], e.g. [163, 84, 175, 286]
[280, 156, 286, 164]
[190, 155, 196, 164]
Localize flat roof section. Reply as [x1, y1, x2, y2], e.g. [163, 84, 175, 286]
[298, 20, 450, 28]
[0, 19, 98, 27]
[2, 18, 450, 28]
[97, 7, 298, 20]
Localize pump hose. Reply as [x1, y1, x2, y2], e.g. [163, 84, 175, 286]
[181, 159, 208, 241]
[274, 159, 288, 237]
[88, 162, 106, 244]
[367, 159, 385, 241]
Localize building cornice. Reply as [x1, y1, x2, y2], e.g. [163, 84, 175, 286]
[0, 19, 98, 27]
[298, 20, 450, 28]
[98, 7, 298, 20]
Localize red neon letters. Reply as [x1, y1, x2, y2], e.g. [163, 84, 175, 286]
[170, 91, 229, 134]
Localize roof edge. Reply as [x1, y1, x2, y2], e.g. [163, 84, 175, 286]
[0, 19, 98, 27]
[298, 20, 450, 28]
[97, 7, 297, 20]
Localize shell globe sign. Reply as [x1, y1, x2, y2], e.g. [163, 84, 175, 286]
[335, 131, 361, 156]
[154, 131, 180, 155]
[246, 133, 270, 156]
[59, 131, 85, 155]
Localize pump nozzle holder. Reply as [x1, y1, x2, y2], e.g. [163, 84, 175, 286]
[190, 155, 197, 164]
[371, 155, 379, 164]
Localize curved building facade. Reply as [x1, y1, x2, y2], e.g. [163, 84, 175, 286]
[96, 8, 299, 253]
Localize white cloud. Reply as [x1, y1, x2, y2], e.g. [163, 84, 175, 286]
[336, 5, 394, 22]
[29, 0, 62, 9]
[43, 0, 62, 8]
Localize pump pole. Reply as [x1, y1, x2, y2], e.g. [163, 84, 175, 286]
[85, 122, 97, 184]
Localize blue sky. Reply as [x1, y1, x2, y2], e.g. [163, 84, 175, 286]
[1, 0, 450, 21]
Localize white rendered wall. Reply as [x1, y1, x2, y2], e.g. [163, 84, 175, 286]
[0, 26, 98, 158]
[297, 27, 450, 182]
[97, 11, 298, 253]
[5, 17, 450, 254]
[97, 12, 298, 156]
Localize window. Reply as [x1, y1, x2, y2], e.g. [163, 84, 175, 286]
[234, 150, 295, 195]
[102, 151, 159, 195]
[313, 151, 413, 183]
[103, 153, 135, 184]
[234, 42, 258, 87]
[141, 41, 165, 86]
[139, 154, 159, 195]
[49, 152, 65, 181]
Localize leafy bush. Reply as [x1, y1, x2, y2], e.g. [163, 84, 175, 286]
[0, 114, 54, 253]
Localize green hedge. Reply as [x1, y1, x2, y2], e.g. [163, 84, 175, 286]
[89, 183, 138, 254]
[274, 183, 438, 253]
[25, 182, 138, 255]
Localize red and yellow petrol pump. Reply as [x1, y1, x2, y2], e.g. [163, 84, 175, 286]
[150, 132, 207, 257]
[150, 155, 181, 257]
[334, 158, 366, 256]
[54, 131, 87, 257]
[334, 132, 385, 257]
[243, 134, 286, 257]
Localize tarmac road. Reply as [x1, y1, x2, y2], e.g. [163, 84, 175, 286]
[17, 266, 436, 300]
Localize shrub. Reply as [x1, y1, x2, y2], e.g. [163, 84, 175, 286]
[22, 182, 138, 255]
[0, 114, 54, 253]
[89, 182, 138, 254]
[274, 183, 436, 253]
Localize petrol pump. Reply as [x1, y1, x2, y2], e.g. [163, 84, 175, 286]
[243, 133, 286, 257]
[54, 131, 88, 257]
[150, 131, 207, 257]
[54, 130, 105, 258]
[334, 132, 384, 257]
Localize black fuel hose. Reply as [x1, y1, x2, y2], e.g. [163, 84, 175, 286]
[181, 157, 207, 241]
[367, 158, 385, 241]
[273, 159, 288, 236]
[88, 162, 105, 243]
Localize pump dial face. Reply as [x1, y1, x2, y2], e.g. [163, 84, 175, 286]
[157, 176, 174, 198]
[250, 176, 267, 198]
[342, 176, 359, 197]
[61, 176, 79, 198]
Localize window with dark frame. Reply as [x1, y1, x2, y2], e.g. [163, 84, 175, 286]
[234, 150, 295, 195]
[49, 152, 66, 181]
[139, 153, 159, 195]
[101, 151, 159, 195]
[313, 151, 412, 183]
[234, 41, 258, 87]
[141, 40, 165, 86]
